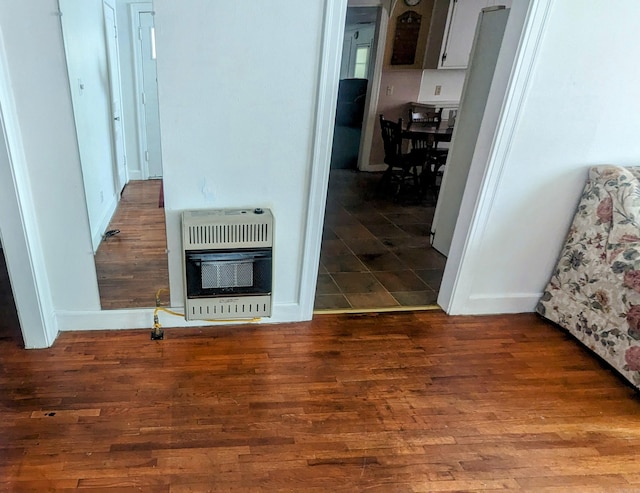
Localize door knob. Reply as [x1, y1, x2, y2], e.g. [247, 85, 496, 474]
[114, 116, 120, 121]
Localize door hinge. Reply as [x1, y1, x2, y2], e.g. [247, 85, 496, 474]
[441, 52, 447, 63]
[145, 150, 150, 162]
[138, 27, 143, 41]
[142, 92, 146, 105]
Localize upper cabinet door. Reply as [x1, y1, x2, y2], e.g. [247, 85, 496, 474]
[439, 0, 491, 69]
[437, 0, 511, 69]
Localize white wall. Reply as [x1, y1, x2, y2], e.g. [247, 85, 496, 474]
[59, 0, 119, 251]
[444, 0, 640, 314]
[0, 1, 101, 323]
[153, 0, 327, 315]
[418, 68, 465, 102]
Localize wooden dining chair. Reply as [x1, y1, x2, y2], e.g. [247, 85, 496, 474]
[378, 115, 422, 199]
[407, 130, 449, 203]
[408, 108, 442, 129]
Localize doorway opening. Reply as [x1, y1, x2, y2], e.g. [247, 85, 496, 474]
[315, 5, 445, 313]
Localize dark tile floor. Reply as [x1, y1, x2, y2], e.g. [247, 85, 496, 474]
[314, 169, 446, 311]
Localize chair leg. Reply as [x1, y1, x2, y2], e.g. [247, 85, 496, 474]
[377, 166, 398, 197]
[431, 163, 446, 202]
[377, 163, 426, 203]
[390, 165, 422, 204]
[420, 162, 438, 205]
[412, 165, 421, 193]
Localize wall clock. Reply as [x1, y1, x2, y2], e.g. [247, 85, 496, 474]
[404, 0, 421, 6]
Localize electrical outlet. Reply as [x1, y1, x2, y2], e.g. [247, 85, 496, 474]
[386, 85, 394, 96]
[435, 85, 442, 96]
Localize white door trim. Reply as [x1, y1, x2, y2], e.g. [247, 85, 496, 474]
[298, 0, 348, 319]
[0, 33, 57, 348]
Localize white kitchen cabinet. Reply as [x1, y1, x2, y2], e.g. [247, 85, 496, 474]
[435, 0, 511, 70]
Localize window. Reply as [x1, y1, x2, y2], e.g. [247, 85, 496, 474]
[353, 45, 370, 79]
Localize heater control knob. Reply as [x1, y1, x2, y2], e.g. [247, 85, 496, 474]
[254, 208, 264, 214]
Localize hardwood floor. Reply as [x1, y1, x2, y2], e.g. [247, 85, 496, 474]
[2, 253, 640, 492]
[94, 180, 170, 309]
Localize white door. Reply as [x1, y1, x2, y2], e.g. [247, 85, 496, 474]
[340, 25, 375, 80]
[440, 0, 491, 69]
[431, 7, 510, 255]
[340, 28, 354, 80]
[138, 11, 163, 179]
[103, 0, 127, 193]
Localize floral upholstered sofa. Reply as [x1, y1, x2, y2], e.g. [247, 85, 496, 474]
[537, 165, 640, 390]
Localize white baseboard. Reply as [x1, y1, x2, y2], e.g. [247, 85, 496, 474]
[91, 195, 119, 252]
[55, 302, 305, 332]
[447, 292, 541, 315]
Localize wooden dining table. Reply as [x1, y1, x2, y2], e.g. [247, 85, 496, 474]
[402, 125, 454, 143]
[401, 125, 453, 202]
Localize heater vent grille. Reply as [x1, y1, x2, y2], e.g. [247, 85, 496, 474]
[182, 209, 274, 250]
[186, 222, 271, 248]
[187, 295, 272, 320]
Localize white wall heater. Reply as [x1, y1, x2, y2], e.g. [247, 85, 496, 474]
[182, 208, 273, 321]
